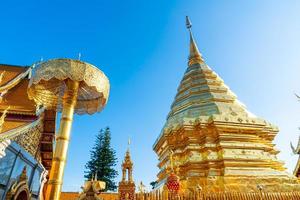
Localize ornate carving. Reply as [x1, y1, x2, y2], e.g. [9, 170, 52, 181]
[38, 166, 48, 200]
[28, 59, 110, 115]
[13, 116, 43, 159]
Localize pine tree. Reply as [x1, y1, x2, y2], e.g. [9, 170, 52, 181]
[84, 127, 118, 191]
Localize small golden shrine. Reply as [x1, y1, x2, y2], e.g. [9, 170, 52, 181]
[78, 175, 106, 200]
[118, 148, 135, 200]
[153, 17, 300, 194]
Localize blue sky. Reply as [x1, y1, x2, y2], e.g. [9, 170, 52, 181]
[1, 0, 300, 192]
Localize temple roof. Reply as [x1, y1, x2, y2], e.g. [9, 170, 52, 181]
[0, 64, 28, 85]
[0, 64, 36, 115]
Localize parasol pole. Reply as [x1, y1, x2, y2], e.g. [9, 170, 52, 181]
[45, 80, 79, 200]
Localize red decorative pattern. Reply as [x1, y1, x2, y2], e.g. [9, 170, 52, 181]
[120, 190, 134, 200]
[166, 172, 180, 193]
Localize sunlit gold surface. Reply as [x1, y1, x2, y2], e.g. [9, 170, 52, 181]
[0, 107, 9, 132]
[153, 17, 300, 194]
[45, 80, 79, 200]
[28, 59, 110, 200]
[28, 59, 110, 115]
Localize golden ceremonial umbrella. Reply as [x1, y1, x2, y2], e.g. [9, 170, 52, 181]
[28, 58, 110, 200]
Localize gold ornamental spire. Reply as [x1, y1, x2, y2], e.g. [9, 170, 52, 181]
[127, 137, 131, 152]
[0, 106, 9, 132]
[186, 16, 204, 65]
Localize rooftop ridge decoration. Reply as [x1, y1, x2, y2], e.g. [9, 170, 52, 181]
[0, 106, 9, 132]
[0, 111, 42, 142]
[153, 17, 300, 194]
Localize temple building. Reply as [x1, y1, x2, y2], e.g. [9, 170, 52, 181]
[0, 64, 56, 199]
[118, 148, 135, 200]
[153, 17, 300, 193]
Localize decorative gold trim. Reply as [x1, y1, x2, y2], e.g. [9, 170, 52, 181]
[0, 117, 42, 142]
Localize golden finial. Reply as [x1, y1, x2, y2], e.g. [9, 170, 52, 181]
[127, 137, 131, 152]
[0, 106, 9, 132]
[186, 16, 192, 29]
[186, 16, 204, 65]
[0, 71, 6, 85]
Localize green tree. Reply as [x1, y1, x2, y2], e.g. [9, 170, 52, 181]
[84, 127, 118, 191]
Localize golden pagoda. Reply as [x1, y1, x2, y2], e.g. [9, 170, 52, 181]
[153, 17, 300, 194]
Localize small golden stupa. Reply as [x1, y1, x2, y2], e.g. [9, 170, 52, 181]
[153, 17, 300, 194]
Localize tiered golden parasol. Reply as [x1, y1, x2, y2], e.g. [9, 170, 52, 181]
[28, 58, 110, 200]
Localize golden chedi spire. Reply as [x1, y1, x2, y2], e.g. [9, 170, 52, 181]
[186, 16, 204, 66]
[153, 16, 300, 194]
[164, 16, 253, 128]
